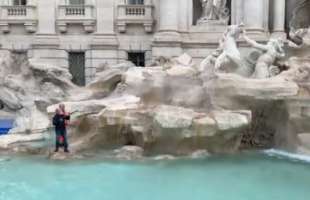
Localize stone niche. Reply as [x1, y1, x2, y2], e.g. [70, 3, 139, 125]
[286, 0, 310, 30]
[192, 0, 231, 27]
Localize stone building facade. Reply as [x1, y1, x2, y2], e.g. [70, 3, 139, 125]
[0, 0, 308, 85]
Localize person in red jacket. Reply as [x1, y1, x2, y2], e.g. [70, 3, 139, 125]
[52, 104, 70, 153]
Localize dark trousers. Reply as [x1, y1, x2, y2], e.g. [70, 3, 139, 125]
[55, 129, 68, 151]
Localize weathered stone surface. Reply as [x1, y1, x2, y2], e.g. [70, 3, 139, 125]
[4, 38, 310, 157]
[298, 133, 310, 150]
[175, 53, 193, 66]
[0, 53, 79, 135]
[154, 105, 196, 129]
[0, 133, 45, 149]
[110, 61, 135, 71]
[0, 88, 23, 110]
[153, 154, 176, 160]
[210, 74, 299, 102]
[193, 116, 217, 137]
[212, 110, 251, 131]
[190, 150, 210, 158]
[114, 146, 144, 160]
[95, 61, 133, 74]
[87, 68, 123, 93]
[124, 67, 166, 91]
[49, 152, 84, 161]
[166, 65, 197, 77]
[47, 95, 141, 115]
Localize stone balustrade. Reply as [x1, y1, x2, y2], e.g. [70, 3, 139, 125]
[117, 4, 154, 33]
[0, 5, 37, 33]
[57, 4, 96, 33]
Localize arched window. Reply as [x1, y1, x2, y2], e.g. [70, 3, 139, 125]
[13, 0, 26, 5]
[127, 0, 144, 5]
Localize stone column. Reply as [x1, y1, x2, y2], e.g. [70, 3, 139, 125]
[272, 0, 286, 38]
[31, 0, 67, 68]
[153, 0, 182, 58]
[231, 0, 244, 25]
[95, 0, 114, 34]
[243, 0, 269, 33]
[158, 0, 179, 32]
[37, 0, 56, 34]
[88, 0, 119, 83]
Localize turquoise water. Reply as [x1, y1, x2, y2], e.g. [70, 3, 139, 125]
[0, 153, 310, 200]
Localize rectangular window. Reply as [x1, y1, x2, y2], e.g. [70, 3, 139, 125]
[69, 52, 86, 86]
[127, 0, 144, 5]
[128, 52, 145, 67]
[69, 0, 85, 5]
[13, 0, 27, 5]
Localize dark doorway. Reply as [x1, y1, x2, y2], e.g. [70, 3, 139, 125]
[69, 52, 85, 86]
[128, 52, 145, 67]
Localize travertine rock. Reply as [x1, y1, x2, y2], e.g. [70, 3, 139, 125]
[0, 133, 46, 149]
[154, 105, 196, 129]
[166, 65, 197, 77]
[212, 110, 251, 131]
[87, 68, 123, 93]
[3, 31, 310, 157]
[190, 150, 210, 158]
[114, 146, 144, 160]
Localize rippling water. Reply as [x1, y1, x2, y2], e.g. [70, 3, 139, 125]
[0, 152, 309, 200]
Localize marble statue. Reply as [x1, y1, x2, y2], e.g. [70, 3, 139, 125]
[214, 24, 244, 74]
[198, 0, 229, 24]
[214, 25, 286, 79]
[243, 32, 285, 79]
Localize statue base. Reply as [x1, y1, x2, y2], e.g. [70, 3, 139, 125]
[197, 19, 228, 27]
[191, 19, 228, 33]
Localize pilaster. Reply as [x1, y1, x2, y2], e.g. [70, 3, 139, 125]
[271, 0, 286, 39]
[152, 0, 182, 58]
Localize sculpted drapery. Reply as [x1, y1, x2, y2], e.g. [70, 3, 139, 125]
[200, 0, 228, 21]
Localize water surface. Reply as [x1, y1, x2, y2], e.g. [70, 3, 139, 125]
[0, 152, 309, 200]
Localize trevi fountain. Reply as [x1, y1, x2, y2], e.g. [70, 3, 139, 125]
[0, 0, 310, 200]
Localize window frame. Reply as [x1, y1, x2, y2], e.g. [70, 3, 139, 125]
[127, 0, 144, 5]
[12, 0, 27, 6]
[68, 0, 85, 5]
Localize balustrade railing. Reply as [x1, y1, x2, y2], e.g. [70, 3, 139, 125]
[125, 6, 145, 16]
[7, 6, 27, 16]
[117, 3, 154, 33]
[0, 5, 36, 18]
[65, 5, 86, 16]
[57, 4, 95, 33]
[0, 5, 37, 33]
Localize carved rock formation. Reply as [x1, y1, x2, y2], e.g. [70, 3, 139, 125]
[1, 31, 310, 158]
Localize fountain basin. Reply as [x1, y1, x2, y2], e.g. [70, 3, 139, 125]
[0, 152, 309, 200]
